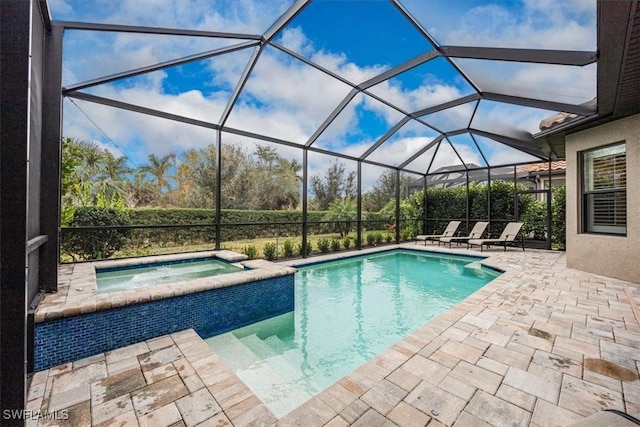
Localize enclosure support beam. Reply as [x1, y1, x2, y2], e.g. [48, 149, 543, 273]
[487, 169, 492, 236]
[513, 166, 519, 222]
[356, 161, 362, 250]
[1, 0, 31, 418]
[215, 130, 222, 250]
[440, 46, 597, 66]
[395, 170, 401, 243]
[40, 24, 63, 293]
[302, 150, 309, 258]
[422, 176, 428, 236]
[546, 158, 553, 250]
[465, 172, 470, 235]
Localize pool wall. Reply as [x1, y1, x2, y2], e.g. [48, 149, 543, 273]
[35, 273, 294, 370]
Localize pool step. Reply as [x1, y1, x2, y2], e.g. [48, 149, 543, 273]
[204, 333, 261, 370]
[239, 334, 279, 359]
[263, 334, 296, 354]
[236, 360, 314, 418]
[464, 260, 483, 270]
[218, 334, 316, 418]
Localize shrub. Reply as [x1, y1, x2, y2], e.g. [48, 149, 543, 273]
[342, 237, 351, 249]
[317, 238, 330, 253]
[297, 241, 312, 256]
[552, 185, 566, 250]
[322, 199, 358, 238]
[385, 233, 393, 243]
[242, 244, 258, 259]
[263, 242, 277, 260]
[521, 200, 547, 240]
[366, 233, 376, 246]
[61, 206, 130, 261]
[282, 239, 295, 257]
[374, 232, 383, 244]
[401, 229, 411, 241]
[330, 238, 341, 251]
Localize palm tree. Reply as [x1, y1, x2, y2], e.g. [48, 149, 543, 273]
[97, 154, 132, 202]
[322, 198, 359, 238]
[125, 170, 157, 207]
[101, 154, 131, 181]
[140, 153, 175, 192]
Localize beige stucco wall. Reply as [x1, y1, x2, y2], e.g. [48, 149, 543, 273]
[565, 113, 640, 283]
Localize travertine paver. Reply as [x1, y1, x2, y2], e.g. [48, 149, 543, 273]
[29, 246, 640, 426]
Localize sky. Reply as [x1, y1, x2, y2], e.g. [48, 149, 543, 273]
[51, 0, 597, 191]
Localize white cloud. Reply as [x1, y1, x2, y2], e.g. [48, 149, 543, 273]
[51, 0, 292, 34]
[456, 59, 596, 105]
[402, 0, 596, 50]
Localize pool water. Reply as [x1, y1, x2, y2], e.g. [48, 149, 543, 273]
[205, 249, 501, 417]
[96, 257, 243, 293]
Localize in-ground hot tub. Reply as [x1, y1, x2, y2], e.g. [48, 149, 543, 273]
[34, 251, 296, 370]
[96, 256, 245, 293]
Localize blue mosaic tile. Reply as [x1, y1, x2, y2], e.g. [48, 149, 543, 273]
[35, 274, 294, 370]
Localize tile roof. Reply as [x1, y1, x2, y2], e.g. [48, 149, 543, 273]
[516, 160, 566, 173]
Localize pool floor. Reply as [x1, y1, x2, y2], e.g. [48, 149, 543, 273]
[206, 250, 500, 417]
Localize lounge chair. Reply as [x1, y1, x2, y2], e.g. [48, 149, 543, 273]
[438, 221, 489, 248]
[569, 409, 640, 426]
[415, 221, 461, 246]
[467, 222, 525, 252]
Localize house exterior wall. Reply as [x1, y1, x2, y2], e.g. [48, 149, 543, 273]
[565, 113, 640, 283]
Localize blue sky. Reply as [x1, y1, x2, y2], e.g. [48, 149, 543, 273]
[52, 0, 597, 188]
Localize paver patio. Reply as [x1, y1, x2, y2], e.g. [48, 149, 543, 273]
[30, 244, 640, 426]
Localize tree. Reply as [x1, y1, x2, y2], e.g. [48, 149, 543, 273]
[250, 145, 301, 210]
[125, 170, 157, 207]
[61, 138, 129, 215]
[61, 138, 82, 225]
[140, 153, 175, 193]
[363, 170, 415, 212]
[96, 152, 132, 203]
[322, 198, 358, 238]
[219, 144, 253, 209]
[166, 148, 213, 208]
[310, 160, 356, 210]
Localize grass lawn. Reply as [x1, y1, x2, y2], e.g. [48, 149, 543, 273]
[104, 229, 399, 261]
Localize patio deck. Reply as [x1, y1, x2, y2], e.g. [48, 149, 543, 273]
[29, 245, 640, 426]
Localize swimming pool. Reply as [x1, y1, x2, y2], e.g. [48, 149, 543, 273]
[96, 257, 244, 293]
[205, 249, 501, 417]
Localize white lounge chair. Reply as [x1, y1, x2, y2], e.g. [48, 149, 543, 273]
[415, 221, 461, 246]
[467, 222, 525, 252]
[568, 409, 640, 426]
[438, 221, 489, 248]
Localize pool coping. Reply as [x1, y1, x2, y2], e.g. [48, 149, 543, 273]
[35, 250, 297, 322]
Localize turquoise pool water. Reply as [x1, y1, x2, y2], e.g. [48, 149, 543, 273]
[205, 249, 500, 417]
[96, 257, 243, 293]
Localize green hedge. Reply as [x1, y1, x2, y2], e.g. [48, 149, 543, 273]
[422, 181, 536, 238]
[123, 208, 383, 246]
[60, 182, 566, 259]
[61, 206, 130, 261]
[414, 182, 566, 246]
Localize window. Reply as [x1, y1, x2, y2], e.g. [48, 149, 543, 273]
[582, 143, 626, 235]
